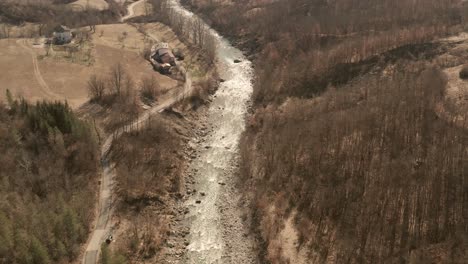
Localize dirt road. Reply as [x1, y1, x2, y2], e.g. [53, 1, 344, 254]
[82, 72, 191, 263]
[121, 0, 146, 22]
[17, 39, 62, 100]
[82, 1, 191, 261]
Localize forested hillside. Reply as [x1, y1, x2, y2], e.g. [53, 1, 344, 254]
[0, 97, 99, 263]
[242, 64, 468, 263]
[183, 0, 468, 263]
[0, 0, 121, 30]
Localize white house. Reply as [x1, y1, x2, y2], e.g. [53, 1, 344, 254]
[52, 25, 72, 45]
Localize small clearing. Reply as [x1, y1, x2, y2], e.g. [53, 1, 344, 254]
[69, 0, 109, 10]
[121, 0, 151, 21]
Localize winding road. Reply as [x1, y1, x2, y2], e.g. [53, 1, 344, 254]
[121, 0, 146, 22]
[82, 73, 191, 264]
[82, 0, 176, 264]
[82, 3, 192, 262]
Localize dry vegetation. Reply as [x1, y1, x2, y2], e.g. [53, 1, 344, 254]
[80, 16, 216, 261]
[0, 97, 99, 263]
[109, 116, 184, 260]
[183, 0, 468, 263]
[0, 0, 213, 263]
[92, 104, 197, 263]
[242, 64, 468, 263]
[0, 0, 122, 33]
[84, 62, 147, 134]
[148, 0, 218, 65]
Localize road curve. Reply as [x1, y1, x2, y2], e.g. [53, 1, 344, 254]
[121, 0, 146, 22]
[82, 72, 192, 264]
[83, 2, 191, 261]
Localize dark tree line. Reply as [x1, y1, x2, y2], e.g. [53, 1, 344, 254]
[0, 0, 121, 33]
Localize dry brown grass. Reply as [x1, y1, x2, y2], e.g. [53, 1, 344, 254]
[107, 115, 186, 261]
[0, 24, 180, 108]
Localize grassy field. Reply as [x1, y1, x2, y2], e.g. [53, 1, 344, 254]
[0, 39, 46, 103]
[0, 23, 188, 108]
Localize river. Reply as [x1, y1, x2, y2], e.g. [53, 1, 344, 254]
[166, 1, 256, 263]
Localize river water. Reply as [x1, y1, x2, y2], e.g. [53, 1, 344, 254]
[167, 1, 254, 263]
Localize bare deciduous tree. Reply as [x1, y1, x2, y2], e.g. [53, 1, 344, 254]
[109, 63, 126, 96]
[0, 23, 11, 39]
[140, 76, 160, 101]
[87, 74, 106, 101]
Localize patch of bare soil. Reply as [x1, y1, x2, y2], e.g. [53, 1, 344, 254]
[218, 158, 260, 263]
[121, 0, 152, 21]
[435, 33, 468, 127]
[69, 0, 109, 10]
[0, 39, 46, 102]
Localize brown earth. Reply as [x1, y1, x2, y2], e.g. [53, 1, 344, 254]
[0, 23, 187, 108]
[68, 0, 109, 10]
[0, 39, 46, 103]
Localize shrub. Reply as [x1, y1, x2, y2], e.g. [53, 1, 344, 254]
[140, 76, 160, 102]
[459, 64, 468, 79]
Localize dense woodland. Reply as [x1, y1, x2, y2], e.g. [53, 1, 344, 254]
[0, 97, 99, 263]
[242, 65, 468, 263]
[0, 0, 122, 34]
[184, 0, 468, 263]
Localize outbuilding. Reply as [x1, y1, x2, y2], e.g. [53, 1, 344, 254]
[150, 43, 176, 74]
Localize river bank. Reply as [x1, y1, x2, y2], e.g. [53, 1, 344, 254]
[159, 0, 259, 263]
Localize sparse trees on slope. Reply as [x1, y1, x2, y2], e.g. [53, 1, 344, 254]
[241, 65, 468, 263]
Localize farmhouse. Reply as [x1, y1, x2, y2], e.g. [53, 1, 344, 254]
[149, 42, 176, 74]
[152, 43, 175, 65]
[52, 25, 73, 45]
